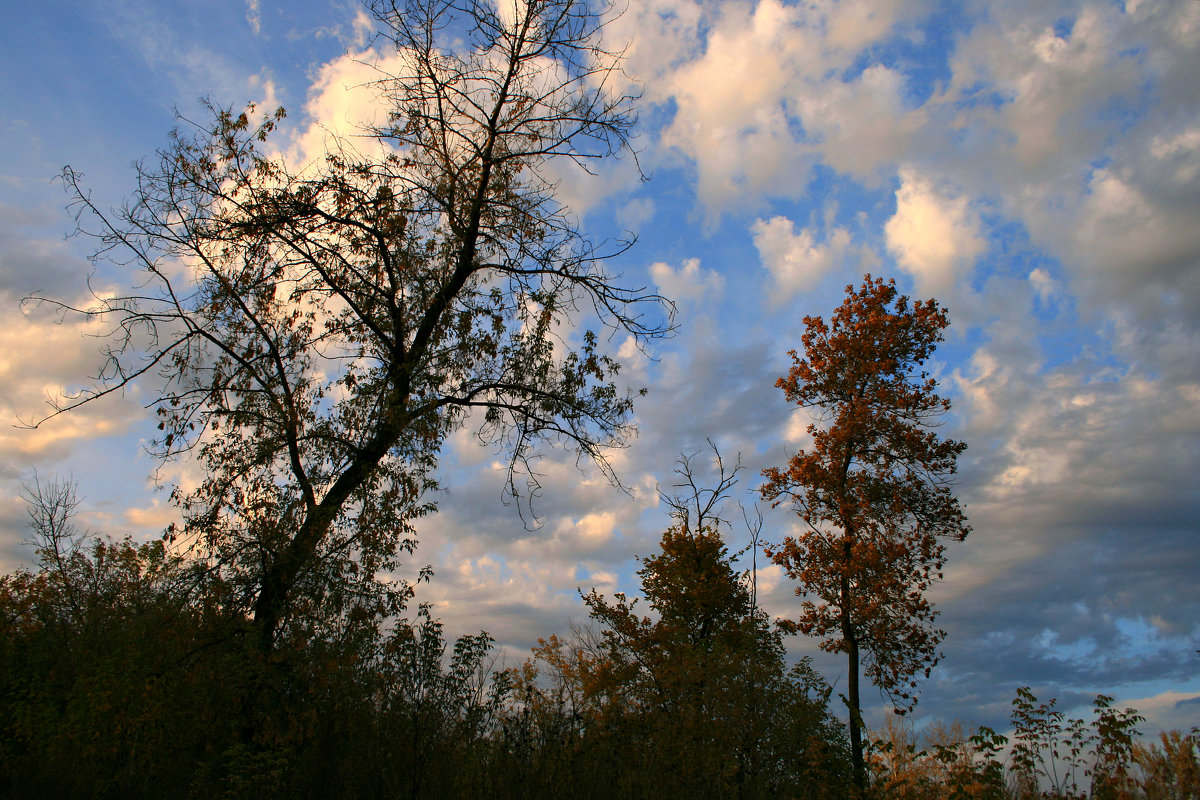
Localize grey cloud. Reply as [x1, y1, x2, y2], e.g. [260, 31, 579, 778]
[0, 207, 92, 299]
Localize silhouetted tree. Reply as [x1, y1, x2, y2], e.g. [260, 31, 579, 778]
[31, 0, 670, 655]
[567, 449, 848, 798]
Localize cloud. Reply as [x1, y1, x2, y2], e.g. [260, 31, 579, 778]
[122, 499, 180, 537]
[927, 304, 1200, 727]
[616, 197, 655, 233]
[1120, 690, 1200, 736]
[885, 169, 985, 296]
[537, 151, 645, 220]
[1028, 268, 1061, 309]
[283, 48, 402, 168]
[6, 0, 1200, 742]
[824, 0, 916, 53]
[100, 0, 259, 113]
[939, 4, 1142, 184]
[658, 0, 824, 217]
[649, 258, 724, 304]
[600, 0, 705, 99]
[246, 0, 262, 35]
[628, 0, 931, 217]
[751, 216, 851, 303]
[0, 296, 146, 462]
[796, 65, 927, 183]
[0, 288, 161, 571]
[921, 0, 1200, 339]
[492, 0, 530, 33]
[0, 206, 84, 299]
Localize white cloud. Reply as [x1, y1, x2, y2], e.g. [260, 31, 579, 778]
[955, 331, 1200, 524]
[1065, 166, 1200, 318]
[1120, 689, 1200, 736]
[823, 0, 918, 53]
[245, 0, 262, 35]
[751, 215, 850, 303]
[570, 511, 617, 549]
[537, 151, 644, 219]
[350, 9, 374, 49]
[635, 0, 930, 217]
[659, 0, 824, 216]
[601, 0, 705, 100]
[492, 0, 530, 33]
[885, 169, 985, 296]
[796, 64, 926, 182]
[940, 5, 1140, 184]
[1149, 126, 1200, 185]
[782, 407, 816, 446]
[284, 49, 403, 168]
[616, 197, 655, 232]
[1028, 268, 1060, 307]
[0, 297, 145, 464]
[649, 257, 724, 304]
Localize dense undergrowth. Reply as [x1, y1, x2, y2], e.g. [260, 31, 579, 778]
[2, 513, 1195, 799]
[1, 512, 849, 799]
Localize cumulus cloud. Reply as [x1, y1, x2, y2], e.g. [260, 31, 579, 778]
[537, 151, 645, 220]
[795, 65, 927, 183]
[283, 49, 402, 168]
[630, 0, 931, 216]
[658, 0, 825, 216]
[751, 215, 851, 303]
[939, 4, 1141, 184]
[885, 169, 985, 296]
[649, 257, 724, 304]
[492, 0, 530, 34]
[600, 0, 705, 100]
[921, 0, 1200, 340]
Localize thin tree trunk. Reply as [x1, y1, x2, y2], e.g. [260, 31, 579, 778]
[842, 529, 865, 795]
[847, 630, 864, 794]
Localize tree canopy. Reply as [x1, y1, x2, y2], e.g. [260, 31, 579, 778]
[762, 275, 970, 791]
[553, 449, 849, 798]
[35, 0, 671, 650]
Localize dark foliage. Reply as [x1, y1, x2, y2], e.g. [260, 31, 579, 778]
[0, 475, 850, 799]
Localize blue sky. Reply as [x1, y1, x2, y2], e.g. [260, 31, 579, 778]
[2, 0, 1198, 738]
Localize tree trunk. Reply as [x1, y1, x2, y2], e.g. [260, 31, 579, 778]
[847, 630, 864, 794]
[842, 531, 865, 795]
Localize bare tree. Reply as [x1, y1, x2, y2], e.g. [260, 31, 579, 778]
[658, 440, 742, 534]
[30, 0, 671, 650]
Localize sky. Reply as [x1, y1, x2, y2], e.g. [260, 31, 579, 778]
[2, 0, 1198, 739]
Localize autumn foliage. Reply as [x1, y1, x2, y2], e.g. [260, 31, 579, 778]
[6, 473, 1196, 799]
[574, 523, 848, 797]
[762, 275, 970, 789]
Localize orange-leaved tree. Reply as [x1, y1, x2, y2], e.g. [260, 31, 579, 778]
[761, 275, 969, 793]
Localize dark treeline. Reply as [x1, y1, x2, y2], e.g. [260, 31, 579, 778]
[0, 475, 849, 799]
[3, 476, 1197, 799]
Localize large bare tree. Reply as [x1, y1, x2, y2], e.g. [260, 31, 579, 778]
[34, 0, 671, 650]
